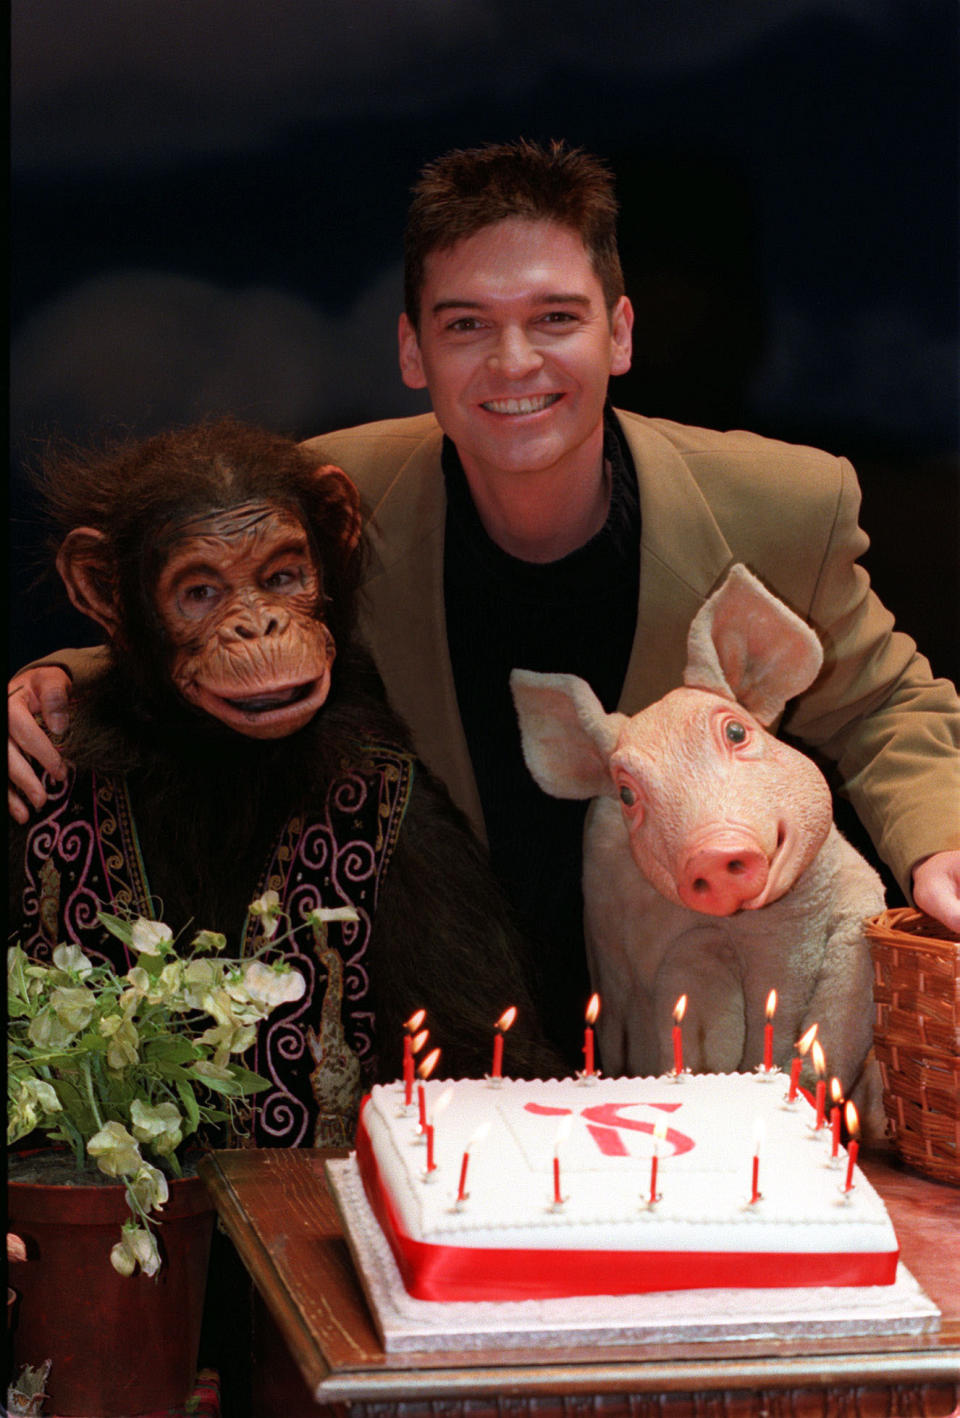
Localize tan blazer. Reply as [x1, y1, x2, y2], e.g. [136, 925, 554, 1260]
[303, 409, 960, 897]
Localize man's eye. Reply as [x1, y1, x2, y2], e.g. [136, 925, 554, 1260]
[540, 311, 578, 325]
[447, 317, 483, 333]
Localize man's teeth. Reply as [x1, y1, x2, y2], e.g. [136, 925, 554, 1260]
[482, 394, 560, 415]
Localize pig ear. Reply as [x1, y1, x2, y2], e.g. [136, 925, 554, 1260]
[510, 670, 626, 799]
[684, 564, 824, 725]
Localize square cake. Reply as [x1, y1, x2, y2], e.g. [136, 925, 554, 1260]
[355, 1073, 899, 1302]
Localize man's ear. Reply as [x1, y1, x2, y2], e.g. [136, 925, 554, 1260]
[397, 313, 428, 390]
[609, 295, 634, 377]
[56, 528, 120, 637]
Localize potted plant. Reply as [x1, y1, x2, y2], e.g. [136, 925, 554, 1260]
[7, 898, 306, 1418]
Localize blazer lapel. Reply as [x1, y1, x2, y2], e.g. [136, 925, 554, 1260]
[615, 409, 734, 713]
[360, 426, 487, 840]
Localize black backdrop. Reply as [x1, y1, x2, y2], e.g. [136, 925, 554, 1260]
[12, 1, 958, 693]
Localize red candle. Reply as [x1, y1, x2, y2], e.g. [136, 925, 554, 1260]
[749, 1119, 764, 1203]
[672, 994, 687, 1074]
[811, 1041, 827, 1128]
[457, 1150, 470, 1202]
[403, 1036, 414, 1105]
[763, 989, 777, 1070]
[583, 994, 600, 1075]
[553, 1154, 563, 1206]
[552, 1116, 572, 1205]
[648, 1151, 659, 1204]
[491, 1006, 517, 1079]
[829, 1079, 843, 1158]
[416, 1046, 441, 1132]
[787, 1023, 818, 1102]
[843, 1102, 860, 1192]
[425, 1123, 436, 1172]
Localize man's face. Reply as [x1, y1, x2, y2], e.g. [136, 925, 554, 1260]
[398, 218, 633, 485]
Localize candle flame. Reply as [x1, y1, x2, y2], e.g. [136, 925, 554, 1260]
[673, 994, 688, 1025]
[652, 1118, 669, 1154]
[431, 1086, 454, 1121]
[405, 1008, 426, 1034]
[553, 1114, 574, 1152]
[411, 1029, 429, 1055]
[844, 1100, 860, 1137]
[496, 1005, 518, 1032]
[796, 1023, 818, 1055]
[811, 1040, 826, 1077]
[830, 1077, 843, 1105]
[765, 988, 777, 1020]
[417, 1047, 441, 1081]
[585, 993, 600, 1025]
[468, 1120, 492, 1149]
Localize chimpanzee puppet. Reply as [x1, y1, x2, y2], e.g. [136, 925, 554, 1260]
[10, 420, 560, 1147]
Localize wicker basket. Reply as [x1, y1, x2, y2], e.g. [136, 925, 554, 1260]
[865, 906, 960, 1185]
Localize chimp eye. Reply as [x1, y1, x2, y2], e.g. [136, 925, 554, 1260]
[725, 720, 748, 745]
[619, 785, 636, 807]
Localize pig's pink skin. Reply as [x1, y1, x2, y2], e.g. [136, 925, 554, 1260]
[609, 687, 833, 917]
[511, 565, 887, 1135]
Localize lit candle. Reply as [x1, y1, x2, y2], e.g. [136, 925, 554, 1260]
[491, 1006, 517, 1079]
[648, 1119, 668, 1204]
[456, 1120, 491, 1204]
[425, 1123, 436, 1171]
[402, 1008, 426, 1106]
[811, 1041, 827, 1129]
[672, 994, 687, 1075]
[763, 989, 777, 1071]
[583, 994, 600, 1076]
[843, 1102, 860, 1193]
[552, 1115, 572, 1207]
[416, 1046, 441, 1135]
[787, 1023, 818, 1102]
[829, 1078, 843, 1159]
[750, 1118, 764, 1204]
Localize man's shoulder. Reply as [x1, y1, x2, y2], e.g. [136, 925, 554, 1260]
[614, 407, 846, 484]
[301, 413, 440, 464]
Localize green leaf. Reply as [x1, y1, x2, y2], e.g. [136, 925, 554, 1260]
[176, 1079, 201, 1133]
[97, 912, 136, 947]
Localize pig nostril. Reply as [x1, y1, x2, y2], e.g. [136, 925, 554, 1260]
[727, 859, 745, 875]
[693, 878, 709, 893]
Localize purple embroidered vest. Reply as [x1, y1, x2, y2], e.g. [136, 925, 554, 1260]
[19, 749, 414, 1148]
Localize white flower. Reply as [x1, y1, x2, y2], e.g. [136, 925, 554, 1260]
[191, 929, 226, 953]
[307, 905, 359, 926]
[125, 1161, 170, 1213]
[52, 943, 95, 976]
[249, 890, 283, 939]
[130, 1099, 183, 1156]
[241, 960, 307, 1008]
[100, 1015, 140, 1070]
[87, 1120, 143, 1177]
[110, 1222, 161, 1278]
[130, 919, 174, 957]
[49, 985, 97, 1033]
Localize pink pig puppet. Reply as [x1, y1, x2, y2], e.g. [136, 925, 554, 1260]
[511, 564, 885, 1125]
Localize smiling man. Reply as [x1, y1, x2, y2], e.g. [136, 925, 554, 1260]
[9, 140, 960, 1065]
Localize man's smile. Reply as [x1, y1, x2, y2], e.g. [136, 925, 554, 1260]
[480, 393, 563, 415]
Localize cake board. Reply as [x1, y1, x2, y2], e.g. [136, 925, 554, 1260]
[326, 1156, 941, 1354]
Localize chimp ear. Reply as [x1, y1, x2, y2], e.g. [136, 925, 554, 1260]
[56, 528, 120, 637]
[312, 464, 363, 551]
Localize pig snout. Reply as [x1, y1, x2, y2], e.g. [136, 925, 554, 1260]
[678, 834, 770, 916]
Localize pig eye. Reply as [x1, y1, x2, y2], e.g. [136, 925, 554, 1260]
[725, 719, 748, 745]
[619, 785, 636, 807]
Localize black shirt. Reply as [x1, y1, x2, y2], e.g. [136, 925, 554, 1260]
[442, 410, 641, 1065]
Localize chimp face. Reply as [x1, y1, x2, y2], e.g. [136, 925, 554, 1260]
[154, 501, 335, 739]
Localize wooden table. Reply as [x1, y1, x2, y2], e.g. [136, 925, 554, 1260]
[198, 1148, 960, 1418]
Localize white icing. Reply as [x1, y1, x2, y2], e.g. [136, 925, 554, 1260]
[362, 1074, 897, 1259]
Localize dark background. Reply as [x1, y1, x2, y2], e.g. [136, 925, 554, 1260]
[11, 0, 958, 696]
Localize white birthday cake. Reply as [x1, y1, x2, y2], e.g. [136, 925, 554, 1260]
[355, 1073, 899, 1302]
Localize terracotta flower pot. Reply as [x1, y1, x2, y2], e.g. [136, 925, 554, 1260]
[8, 1160, 214, 1418]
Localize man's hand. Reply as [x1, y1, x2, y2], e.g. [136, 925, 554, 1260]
[8, 667, 72, 824]
[912, 850, 960, 935]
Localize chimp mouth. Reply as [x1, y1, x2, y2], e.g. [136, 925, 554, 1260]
[222, 681, 317, 714]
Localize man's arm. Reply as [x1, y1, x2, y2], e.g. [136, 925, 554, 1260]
[8, 646, 109, 821]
